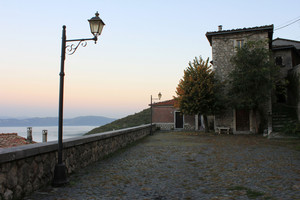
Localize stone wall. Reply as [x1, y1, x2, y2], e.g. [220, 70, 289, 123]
[184, 115, 196, 130]
[155, 123, 174, 130]
[0, 124, 153, 200]
[214, 108, 234, 131]
[212, 32, 269, 82]
[273, 48, 294, 79]
[290, 64, 300, 120]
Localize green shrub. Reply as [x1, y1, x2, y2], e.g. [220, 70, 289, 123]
[282, 121, 300, 136]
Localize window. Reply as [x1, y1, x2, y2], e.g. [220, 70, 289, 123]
[275, 56, 283, 66]
[234, 39, 245, 52]
[236, 40, 244, 49]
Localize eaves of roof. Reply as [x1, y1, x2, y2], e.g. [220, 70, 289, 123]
[272, 45, 295, 50]
[273, 37, 300, 44]
[206, 25, 274, 46]
[272, 45, 300, 57]
[152, 99, 175, 107]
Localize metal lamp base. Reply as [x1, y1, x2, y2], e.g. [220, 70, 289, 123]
[52, 163, 69, 187]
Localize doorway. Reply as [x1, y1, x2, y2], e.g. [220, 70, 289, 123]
[175, 112, 184, 129]
[236, 109, 250, 131]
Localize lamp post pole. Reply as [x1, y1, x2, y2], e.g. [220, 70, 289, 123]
[53, 12, 105, 186]
[58, 25, 66, 167]
[150, 92, 162, 135]
[150, 95, 153, 135]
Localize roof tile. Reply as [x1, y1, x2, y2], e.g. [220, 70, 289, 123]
[152, 99, 176, 106]
[0, 133, 35, 148]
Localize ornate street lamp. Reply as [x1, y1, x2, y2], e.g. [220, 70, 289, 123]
[53, 12, 105, 187]
[150, 92, 162, 135]
[88, 12, 105, 40]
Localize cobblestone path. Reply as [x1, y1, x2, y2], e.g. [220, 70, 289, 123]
[25, 132, 300, 200]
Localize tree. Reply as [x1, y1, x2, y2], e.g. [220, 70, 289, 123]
[228, 40, 279, 133]
[175, 56, 220, 132]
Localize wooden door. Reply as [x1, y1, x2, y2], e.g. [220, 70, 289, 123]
[236, 109, 250, 131]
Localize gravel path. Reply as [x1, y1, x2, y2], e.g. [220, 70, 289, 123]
[25, 132, 300, 200]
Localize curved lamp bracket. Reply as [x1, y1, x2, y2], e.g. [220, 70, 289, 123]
[66, 40, 87, 55]
[65, 37, 97, 55]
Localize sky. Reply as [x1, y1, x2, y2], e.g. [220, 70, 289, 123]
[0, 0, 300, 119]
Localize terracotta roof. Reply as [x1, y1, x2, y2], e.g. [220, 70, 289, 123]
[206, 25, 274, 46]
[0, 133, 35, 148]
[152, 99, 176, 106]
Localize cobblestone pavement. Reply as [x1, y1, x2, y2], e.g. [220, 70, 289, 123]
[25, 132, 300, 200]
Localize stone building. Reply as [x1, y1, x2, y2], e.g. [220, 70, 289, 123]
[205, 25, 274, 134]
[272, 38, 300, 79]
[152, 99, 204, 131]
[272, 38, 300, 120]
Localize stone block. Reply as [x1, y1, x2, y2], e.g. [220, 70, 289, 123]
[7, 165, 17, 189]
[0, 173, 6, 194]
[3, 189, 13, 200]
[14, 185, 22, 200]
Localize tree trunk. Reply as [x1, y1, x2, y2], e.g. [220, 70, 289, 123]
[203, 115, 209, 133]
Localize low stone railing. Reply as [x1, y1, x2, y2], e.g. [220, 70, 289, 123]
[0, 124, 154, 200]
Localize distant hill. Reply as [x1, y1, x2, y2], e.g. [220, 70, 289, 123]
[0, 116, 116, 127]
[86, 108, 150, 135]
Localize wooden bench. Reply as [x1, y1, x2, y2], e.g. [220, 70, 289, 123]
[216, 127, 230, 134]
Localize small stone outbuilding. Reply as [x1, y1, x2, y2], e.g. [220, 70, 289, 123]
[152, 99, 205, 131]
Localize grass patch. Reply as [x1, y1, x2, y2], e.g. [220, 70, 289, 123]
[228, 185, 265, 199]
[295, 144, 300, 151]
[186, 158, 196, 162]
[267, 138, 300, 151]
[246, 189, 265, 199]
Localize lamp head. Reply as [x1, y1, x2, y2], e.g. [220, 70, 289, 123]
[88, 11, 105, 41]
[158, 92, 162, 100]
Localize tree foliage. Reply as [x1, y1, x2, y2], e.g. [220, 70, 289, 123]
[175, 56, 220, 132]
[228, 40, 279, 133]
[228, 40, 278, 110]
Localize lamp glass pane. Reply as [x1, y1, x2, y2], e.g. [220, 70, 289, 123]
[89, 21, 105, 36]
[90, 22, 99, 34]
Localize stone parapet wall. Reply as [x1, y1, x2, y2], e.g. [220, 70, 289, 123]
[156, 123, 174, 130]
[183, 123, 195, 131]
[156, 122, 196, 131]
[0, 124, 153, 200]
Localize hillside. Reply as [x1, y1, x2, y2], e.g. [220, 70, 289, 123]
[86, 108, 150, 135]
